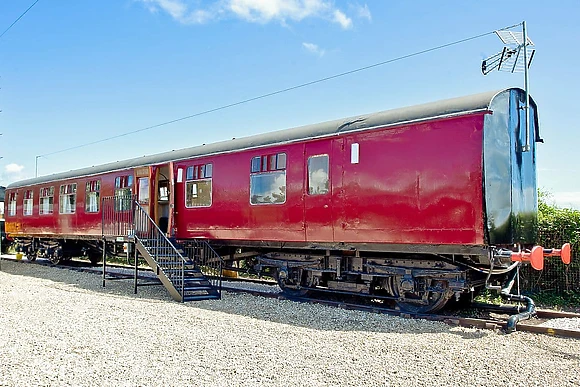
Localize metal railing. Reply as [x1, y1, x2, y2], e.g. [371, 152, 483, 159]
[101, 195, 222, 299]
[102, 195, 135, 237]
[182, 239, 223, 295]
[133, 201, 188, 296]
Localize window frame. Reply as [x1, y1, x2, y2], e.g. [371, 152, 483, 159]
[7, 192, 17, 216]
[114, 188, 133, 212]
[23, 190, 34, 216]
[185, 163, 213, 208]
[307, 154, 330, 196]
[59, 183, 77, 215]
[249, 153, 287, 206]
[114, 174, 134, 212]
[185, 178, 213, 208]
[39, 186, 55, 215]
[85, 179, 101, 213]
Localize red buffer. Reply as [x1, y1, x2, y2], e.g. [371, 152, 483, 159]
[511, 243, 572, 270]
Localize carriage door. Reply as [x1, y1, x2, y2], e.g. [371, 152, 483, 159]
[135, 167, 151, 217]
[304, 141, 333, 241]
[154, 163, 173, 235]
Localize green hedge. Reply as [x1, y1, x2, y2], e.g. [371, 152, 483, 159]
[519, 190, 580, 293]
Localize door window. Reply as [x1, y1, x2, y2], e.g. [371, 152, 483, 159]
[308, 155, 329, 195]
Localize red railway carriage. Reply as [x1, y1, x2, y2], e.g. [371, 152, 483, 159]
[4, 88, 570, 314]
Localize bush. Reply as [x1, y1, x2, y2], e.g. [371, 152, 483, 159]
[520, 190, 580, 296]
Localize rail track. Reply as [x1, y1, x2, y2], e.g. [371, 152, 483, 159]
[2, 254, 579, 339]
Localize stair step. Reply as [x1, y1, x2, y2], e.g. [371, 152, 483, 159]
[134, 234, 222, 302]
[182, 285, 214, 292]
[183, 294, 220, 301]
[182, 275, 208, 280]
[144, 249, 185, 255]
[182, 279, 210, 286]
[164, 268, 202, 273]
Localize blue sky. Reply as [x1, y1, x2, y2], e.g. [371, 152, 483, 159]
[0, 1, 578, 208]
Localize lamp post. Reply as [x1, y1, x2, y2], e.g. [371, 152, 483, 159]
[35, 155, 40, 177]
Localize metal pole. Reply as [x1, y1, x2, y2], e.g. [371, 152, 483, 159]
[35, 155, 40, 177]
[134, 243, 138, 294]
[522, 20, 531, 152]
[102, 239, 106, 287]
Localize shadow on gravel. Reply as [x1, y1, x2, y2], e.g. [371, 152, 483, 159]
[0, 258, 171, 304]
[1, 258, 491, 339]
[525, 339, 580, 361]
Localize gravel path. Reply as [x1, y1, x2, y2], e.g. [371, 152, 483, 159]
[1, 259, 579, 387]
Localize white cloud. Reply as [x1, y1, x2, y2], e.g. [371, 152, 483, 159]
[138, 0, 355, 29]
[332, 9, 352, 29]
[5, 164, 24, 174]
[1, 163, 27, 185]
[228, 0, 327, 23]
[139, 0, 214, 24]
[552, 192, 580, 210]
[302, 42, 325, 57]
[353, 3, 371, 21]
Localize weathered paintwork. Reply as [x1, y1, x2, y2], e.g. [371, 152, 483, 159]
[3, 88, 539, 252]
[169, 113, 486, 246]
[4, 171, 132, 237]
[483, 89, 539, 245]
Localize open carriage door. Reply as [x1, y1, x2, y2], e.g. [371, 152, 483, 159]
[152, 163, 174, 237]
[135, 167, 152, 217]
[167, 161, 176, 237]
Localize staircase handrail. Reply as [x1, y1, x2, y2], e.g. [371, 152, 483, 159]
[193, 238, 225, 265]
[132, 201, 188, 264]
[133, 201, 190, 296]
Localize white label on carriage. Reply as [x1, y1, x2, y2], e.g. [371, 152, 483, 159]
[177, 168, 183, 183]
[351, 143, 360, 164]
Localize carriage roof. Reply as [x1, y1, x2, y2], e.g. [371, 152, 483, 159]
[8, 88, 524, 189]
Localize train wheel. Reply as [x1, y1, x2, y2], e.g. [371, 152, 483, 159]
[389, 276, 451, 314]
[49, 250, 63, 265]
[27, 253, 37, 262]
[88, 253, 100, 266]
[274, 268, 309, 297]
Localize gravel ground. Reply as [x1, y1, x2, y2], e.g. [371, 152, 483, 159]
[539, 318, 580, 330]
[1, 259, 579, 387]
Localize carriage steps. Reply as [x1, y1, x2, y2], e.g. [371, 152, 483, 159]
[135, 238, 221, 302]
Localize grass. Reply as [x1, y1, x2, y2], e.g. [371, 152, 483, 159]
[528, 290, 580, 311]
[475, 288, 580, 312]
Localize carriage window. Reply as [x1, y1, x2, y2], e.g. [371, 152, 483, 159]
[115, 175, 133, 212]
[115, 175, 133, 189]
[308, 155, 329, 195]
[8, 192, 17, 216]
[59, 183, 77, 214]
[138, 178, 150, 204]
[250, 153, 286, 205]
[186, 163, 212, 180]
[85, 180, 101, 213]
[39, 187, 54, 215]
[185, 163, 212, 208]
[158, 181, 169, 201]
[251, 157, 261, 173]
[23, 190, 34, 216]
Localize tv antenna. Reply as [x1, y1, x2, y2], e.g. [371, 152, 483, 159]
[482, 21, 535, 152]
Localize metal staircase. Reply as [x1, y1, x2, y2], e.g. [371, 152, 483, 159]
[102, 195, 222, 302]
[133, 202, 221, 302]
